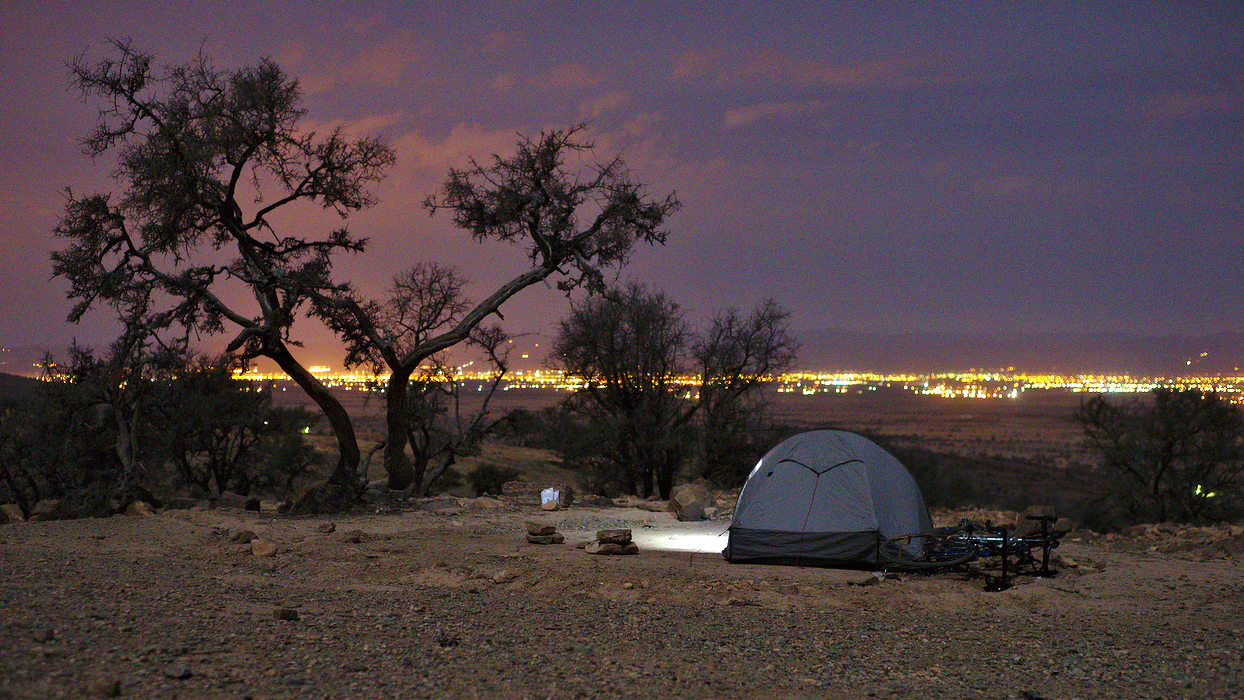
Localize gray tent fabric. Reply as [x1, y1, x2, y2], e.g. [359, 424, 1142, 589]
[723, 430, 933, 566]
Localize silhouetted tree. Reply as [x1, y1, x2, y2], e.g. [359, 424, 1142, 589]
[1075, 389, 1244, 523]
[551, 284, 797, 497]
[692, 300, 799, 484]
[314, 126, 680, 490]
[52, 40, 394, 490]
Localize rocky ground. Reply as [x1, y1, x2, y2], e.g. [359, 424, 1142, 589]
[1, 500, 1243, 699]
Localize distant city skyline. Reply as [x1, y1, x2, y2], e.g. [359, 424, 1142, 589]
[2, 3, 1241, 361]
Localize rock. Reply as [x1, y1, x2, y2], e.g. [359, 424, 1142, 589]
[586, 540, 639, 555]
[777, 584, 801, 595]
[622, 581, 634, 589]
[596, 529, 632, 545]
[273, 607, 299, 621]
[525, 520, 557, 535]
[216, 491, 249, 510]
[229, 529, 257, 544]
[633, 500, 668, 513]
[162, 663, 193, 679]
[0, 503, 23, 524]
[541, 499, 561, 511]
[340, 530, 365, 544]
[124, 500, 155, 517]
[316, 522, 337, 534]
[703, 506, 719, 520]
[849, 572, 884, 586]
[1122, 524, 1153, 538]
[245, 498, 261, 512]
[421, 497, 463, 515]
[526, 533, 565, 544]
[252, 539, 278, 557]
[84, 677, 122, 698]
[491, 569, 518, 584]
[501, 481, 575, 508]
[28, 499, 60, 522]
[33, 627, 55, 643]
[576, 540, 590, 549]
[580, 494, 613, 506]
[162, 497, 198, 511]
[467, 496, 505, 510]
[670, 482, 717, 522]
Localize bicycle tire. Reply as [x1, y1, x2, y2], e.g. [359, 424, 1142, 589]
[879, 533, 978, 570]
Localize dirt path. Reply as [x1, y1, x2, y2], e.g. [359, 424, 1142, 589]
[1, 506, 1242, 699]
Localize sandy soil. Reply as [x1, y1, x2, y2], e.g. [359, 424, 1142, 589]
[1, 503, 1242, 699]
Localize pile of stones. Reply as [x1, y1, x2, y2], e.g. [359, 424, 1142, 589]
[525, 520, 565, 544]
[584, 528, 639, 555]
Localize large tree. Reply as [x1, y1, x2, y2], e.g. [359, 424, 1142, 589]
[1075, 389, 1244, 523]
[551, 284, 797, 497]
[314, 126, 680, 491]
[52, 40, 394, 486]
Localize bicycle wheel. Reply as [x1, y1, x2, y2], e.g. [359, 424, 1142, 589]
[879, 533, 977, 570]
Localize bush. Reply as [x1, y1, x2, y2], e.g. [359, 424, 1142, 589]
[467, 463, 521, 496]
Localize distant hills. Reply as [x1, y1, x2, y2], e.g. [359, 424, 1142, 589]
[7, 331, 1244, 378]
[797, 330, 1244, 376]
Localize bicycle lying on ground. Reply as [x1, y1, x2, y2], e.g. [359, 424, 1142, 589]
[878, 515, 1062, 591]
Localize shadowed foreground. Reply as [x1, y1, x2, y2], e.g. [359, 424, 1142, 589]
[1, 506, 1241, 699]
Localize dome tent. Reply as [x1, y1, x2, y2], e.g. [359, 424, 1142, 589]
[723, 430, 932, 566]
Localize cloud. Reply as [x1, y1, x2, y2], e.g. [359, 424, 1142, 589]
[670, 48, 726, 81]
[722, 101, 822, 130]
[390, 123, 521, 177]
[491, 62, 609, 94]
[1142, 90, 1241, 121]
[578, 91, 631, 120]
[281, 33, 424, 95]
[533, 62, 608, 91]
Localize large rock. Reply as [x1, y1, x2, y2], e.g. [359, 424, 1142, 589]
[502, 481, 575, 508]
[0, 503, 24, 524]
[28, 499, 61, 522]
[526, 533, 565, 544]
[586, 540, 639, 555]
[596, 529, 632, 545]
[215, 491, 250, 510]
[526, 520, 557, 536]
[669, 482, 716, 522]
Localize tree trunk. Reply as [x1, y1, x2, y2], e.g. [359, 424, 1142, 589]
[383, 366, 417, 490]
[266, 342, 360, 485]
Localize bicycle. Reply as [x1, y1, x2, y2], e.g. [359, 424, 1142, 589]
[878, 515, 1062, 591]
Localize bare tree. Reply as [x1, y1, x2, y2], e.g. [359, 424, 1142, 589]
[1076, 389, 1244, 523]
[51, 40, 394, 489]
[552, 286, 798, 497]
[315, 126, 680, 490]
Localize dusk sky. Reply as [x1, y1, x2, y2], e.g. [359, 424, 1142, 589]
[1, 2, 1241, 368]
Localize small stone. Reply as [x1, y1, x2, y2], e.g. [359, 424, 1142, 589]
[576, 540, 590, 549]
[526, 533, 565, 544]
[273, 607, 299, 621]
[596, 529, 632, 545]
[84, 678, 121, 698]
[33, 627, 55, 643]
[622, 581, 634, 589]
[492, 569, 518, 584]
[316, 522, 336, 534]
[124, 500, 154, 517]
[525, 520, 557, 536]
[229, 529, 257, 544]
[849, 572, 883, 586]
[162, 663, 193, 679]
[0, 503, 24, 523]
[777, 584, 800, 595]
[541, 499, 561, 511]
[252, 539, 278, 557]
[215, 491, 249, 510]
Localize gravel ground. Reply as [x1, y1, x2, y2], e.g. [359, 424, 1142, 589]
[1, 506, 1242, 699]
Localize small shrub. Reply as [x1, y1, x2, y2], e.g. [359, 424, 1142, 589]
[468, 463, 521, 496]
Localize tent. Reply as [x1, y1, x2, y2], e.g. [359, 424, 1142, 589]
[722, 430, 932, 566]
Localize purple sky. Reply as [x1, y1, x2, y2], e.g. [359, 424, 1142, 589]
[1, 2, 1241, 368]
